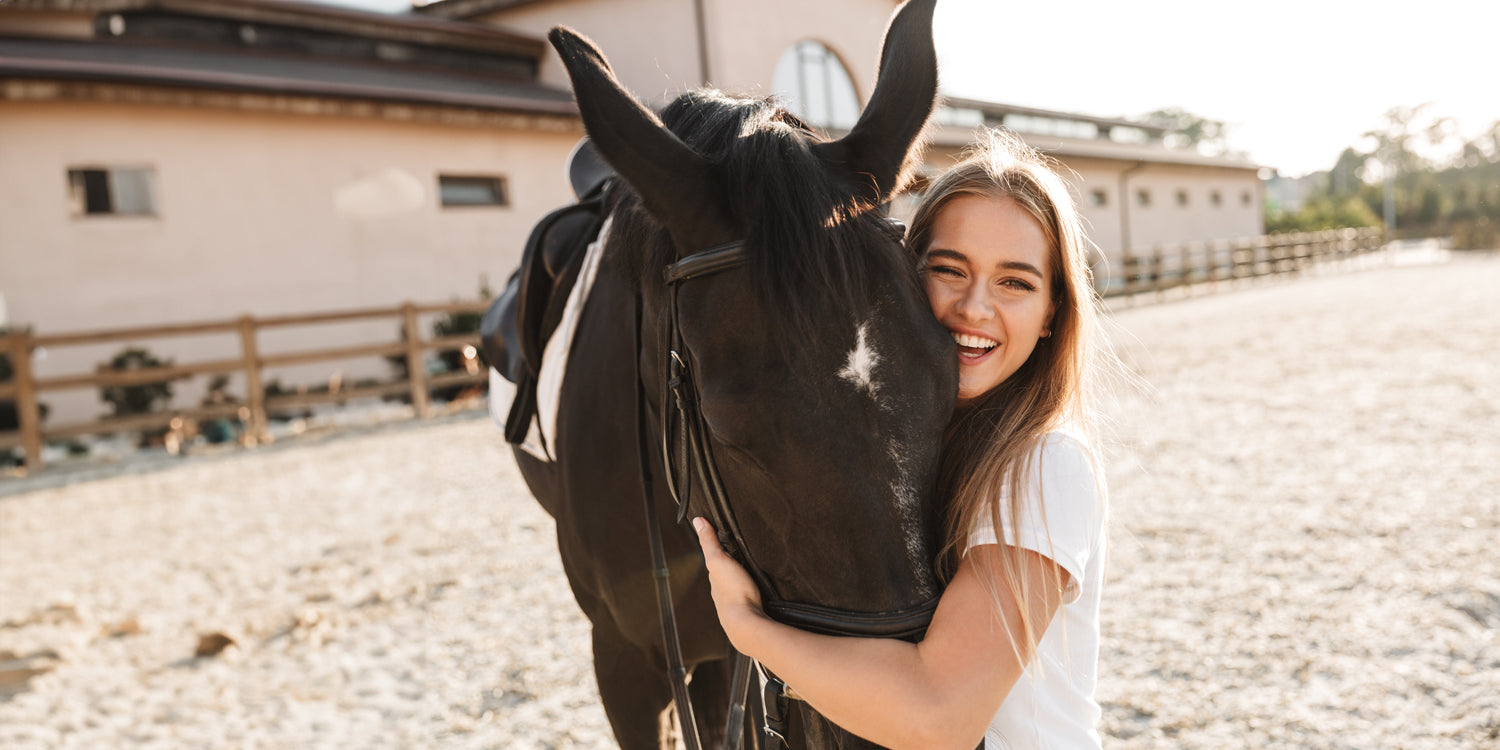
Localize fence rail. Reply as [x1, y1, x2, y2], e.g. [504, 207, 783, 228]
[1, 300, 491, 472]
[3, 228, 1391, 472]
[1099, 227, 1386, 297]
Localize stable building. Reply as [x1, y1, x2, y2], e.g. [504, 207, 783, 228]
[2, 0, 1261, 425]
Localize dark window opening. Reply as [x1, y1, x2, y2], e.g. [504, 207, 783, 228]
[439, 175, 509, 208]
[67, 167, 157, 216]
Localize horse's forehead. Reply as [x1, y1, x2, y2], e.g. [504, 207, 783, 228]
[836, 313, 938, 599]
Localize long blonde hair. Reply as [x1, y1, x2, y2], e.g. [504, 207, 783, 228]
[909, 130, 1111, 660]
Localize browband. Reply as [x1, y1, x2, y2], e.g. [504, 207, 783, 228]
[665, 241, 749, 283]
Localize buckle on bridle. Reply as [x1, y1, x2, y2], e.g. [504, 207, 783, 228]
[667, 350, 689, 394]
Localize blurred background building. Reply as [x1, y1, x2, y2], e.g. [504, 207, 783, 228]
[0, 0, 1260, 422]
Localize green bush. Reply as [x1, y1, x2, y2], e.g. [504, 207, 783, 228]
[1267, 196, 1382, 234]
[1452, 218, 1500, 250]
[100, 347, 178, 416]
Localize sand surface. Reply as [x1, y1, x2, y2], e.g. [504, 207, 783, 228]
[2, 253, 1496, 748]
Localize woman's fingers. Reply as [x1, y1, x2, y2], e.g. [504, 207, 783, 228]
[693, 517, 761, 606]
[692, 517, 720, 556]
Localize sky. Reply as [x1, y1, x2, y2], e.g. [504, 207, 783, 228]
[325, 0, 1498, 177]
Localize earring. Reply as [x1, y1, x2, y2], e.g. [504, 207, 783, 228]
[1040, 329, 1051, 338]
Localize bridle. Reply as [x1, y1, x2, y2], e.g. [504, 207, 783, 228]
[629, 217, 941, 750]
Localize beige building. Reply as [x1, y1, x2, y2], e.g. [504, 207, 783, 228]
[1, 0, 584, 422]
[926, 99, 1264, 268]
[421, 0, 1263, 264]
[2, 0, 1260, 423]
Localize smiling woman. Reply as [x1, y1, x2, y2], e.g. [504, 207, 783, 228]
[697, 129, 1123, 749]
[920, 194, 1055, 404]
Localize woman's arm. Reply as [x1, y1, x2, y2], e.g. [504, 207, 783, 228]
[694, 517, 1067, 750]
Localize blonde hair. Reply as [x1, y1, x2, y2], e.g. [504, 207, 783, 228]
[909, 129, 1113, 663]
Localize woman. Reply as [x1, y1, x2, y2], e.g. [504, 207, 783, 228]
[695, 130, 1115, 749]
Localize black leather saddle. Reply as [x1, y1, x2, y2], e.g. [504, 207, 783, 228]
[481, 138, 615, 446]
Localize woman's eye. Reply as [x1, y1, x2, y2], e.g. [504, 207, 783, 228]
[926, 265, 963, 278]
[1000, 278, 1037, 292]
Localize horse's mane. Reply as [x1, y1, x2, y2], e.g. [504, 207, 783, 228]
[609, 89, 914, 344]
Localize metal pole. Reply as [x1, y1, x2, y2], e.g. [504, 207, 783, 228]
[693, 0, 711, 85]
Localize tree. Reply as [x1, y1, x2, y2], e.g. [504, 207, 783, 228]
[1328, 148, 1368, 197]
[1143, 107, 1233, 156]
[1362, 103, 1456, 179]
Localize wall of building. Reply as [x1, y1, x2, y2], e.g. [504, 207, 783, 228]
[473, 0, 704, 104]
[704, 0, 894, 104]
[922, 142, 1264, 264]
[475, 0, 897, 108]
[0, 99, 579, 422]
[1112, 163, 1264, 251]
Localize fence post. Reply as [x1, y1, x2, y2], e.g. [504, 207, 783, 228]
[10, 330, 45, 471]
[1151, 245, 1166, 295]
[238, 315, 268, 446]
[403, 303, 430, 419]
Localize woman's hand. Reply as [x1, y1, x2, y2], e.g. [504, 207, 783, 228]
[693, 517, 770, 650]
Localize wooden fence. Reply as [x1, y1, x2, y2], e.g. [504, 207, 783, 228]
[1099, 227, 1386, 297]
[1, 228, 1391, 473]
[1, 301, 490, 472]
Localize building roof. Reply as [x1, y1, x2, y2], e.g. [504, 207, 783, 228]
[0, 35, 577, 114]
[925, 122, 1260, 171]
[412, 0, 551, 20]
[3, 0, 544, 54]
[932, 97, 1261, 171]
[943, 96, 1172, 139]
[0, 0, 579, 116]
[412, 0, 901, 20]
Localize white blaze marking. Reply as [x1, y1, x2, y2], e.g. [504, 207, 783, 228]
[838, 321, 881, 399]
[841, 318, 933, 597]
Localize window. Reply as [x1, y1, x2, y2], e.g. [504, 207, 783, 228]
[1136, 189, 1151, 207]
[67, 167, 156, 216]
[1210, 190, 1223, 207]
[771, 40, 860, 129]
[1002, 114, 1099, 140]
[1090, 189, 1108, 208]
[1241, 190, 1253, 207]
[1108, 126, 1150, 144]
[439, 175, 509, 208]
[935, 106, 984, 128]
[1176, 189, 1189, 207]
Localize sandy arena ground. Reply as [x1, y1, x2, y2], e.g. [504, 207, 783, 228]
[1, 252, 1497, 749]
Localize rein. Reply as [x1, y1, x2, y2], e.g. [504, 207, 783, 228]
[633, 239, 755, 750]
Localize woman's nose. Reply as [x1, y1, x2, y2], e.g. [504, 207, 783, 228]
[955, 282, 995, 321]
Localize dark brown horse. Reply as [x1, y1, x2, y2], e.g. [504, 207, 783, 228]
[511, 2, 953, 746]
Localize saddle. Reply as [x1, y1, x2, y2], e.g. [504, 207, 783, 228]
[481, 138, 615, 446]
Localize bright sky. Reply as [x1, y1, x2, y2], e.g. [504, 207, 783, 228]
[328, 0, 1498, 177]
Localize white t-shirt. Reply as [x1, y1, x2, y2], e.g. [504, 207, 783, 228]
[965, 430, 1107, 750]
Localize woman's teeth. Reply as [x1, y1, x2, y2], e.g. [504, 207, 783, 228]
[952, 332, 998, 350]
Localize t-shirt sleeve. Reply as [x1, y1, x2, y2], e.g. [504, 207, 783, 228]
[966, 433, 1104, 604]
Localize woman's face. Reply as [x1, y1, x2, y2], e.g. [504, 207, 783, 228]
[921, 194, 1055, 405]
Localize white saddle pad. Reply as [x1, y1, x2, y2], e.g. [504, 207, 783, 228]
[488, 216, 613, 463]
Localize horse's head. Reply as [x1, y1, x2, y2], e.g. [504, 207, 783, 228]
[551, 0, 952, 661]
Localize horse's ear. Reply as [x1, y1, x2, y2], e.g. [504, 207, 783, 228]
[812, 0, 939, 207]
[548, 26, 733, 252]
